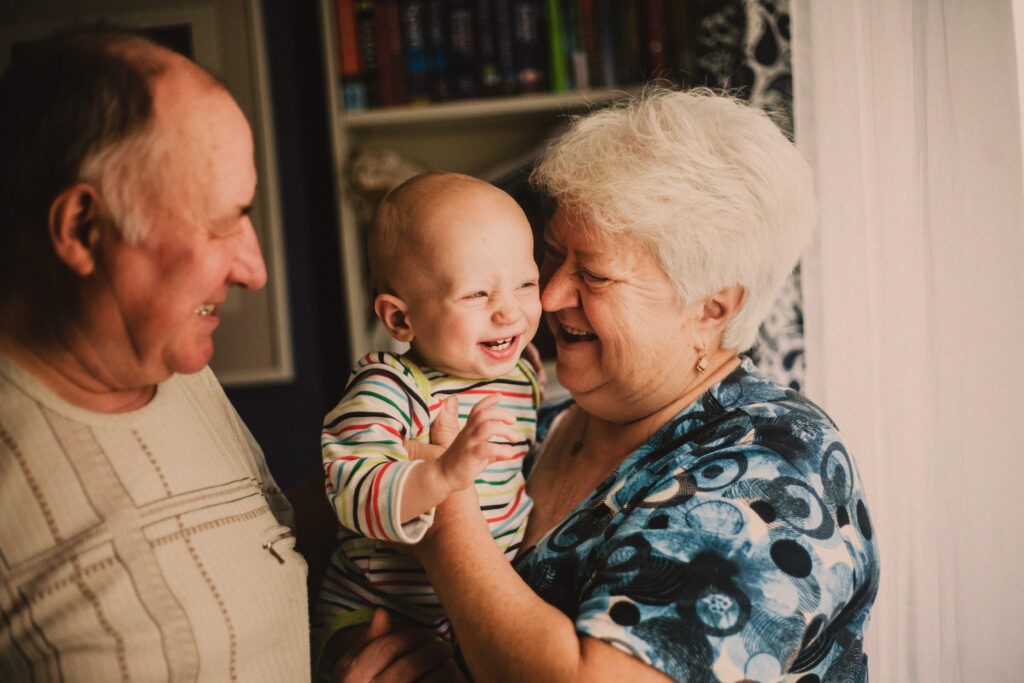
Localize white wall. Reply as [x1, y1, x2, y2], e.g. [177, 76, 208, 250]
[793, 1, 1024, 680]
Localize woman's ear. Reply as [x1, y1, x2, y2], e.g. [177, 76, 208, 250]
[374, 293, 414, 342]
[699, 284, 747, 331]
[48, 183, 104, 276]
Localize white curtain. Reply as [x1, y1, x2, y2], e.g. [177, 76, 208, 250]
[792, 2, 1024, 681]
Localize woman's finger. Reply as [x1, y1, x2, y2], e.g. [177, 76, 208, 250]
[335, 628, 434, 682]
[375, 639, 457, 683]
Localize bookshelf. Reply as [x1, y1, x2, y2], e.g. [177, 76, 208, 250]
[316, 0, 671, 367]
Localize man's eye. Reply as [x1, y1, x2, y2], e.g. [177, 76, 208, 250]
[466, 291, 487, 299]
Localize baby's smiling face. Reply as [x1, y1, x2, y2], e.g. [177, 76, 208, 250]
[394, 183, 541, 380]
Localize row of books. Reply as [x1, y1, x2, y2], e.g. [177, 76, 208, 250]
[333, 0, 700, 111]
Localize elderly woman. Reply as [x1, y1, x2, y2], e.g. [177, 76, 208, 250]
[337, 88, 880, 682]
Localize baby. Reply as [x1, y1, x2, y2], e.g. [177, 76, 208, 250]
[315, 172, 542, 653]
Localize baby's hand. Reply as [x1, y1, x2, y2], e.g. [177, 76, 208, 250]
[438, 394, 519, 492]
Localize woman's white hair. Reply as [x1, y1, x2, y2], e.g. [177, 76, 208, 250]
[530, 86, 816, 352]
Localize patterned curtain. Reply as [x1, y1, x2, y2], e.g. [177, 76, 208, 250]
[692, 0, 805, 392]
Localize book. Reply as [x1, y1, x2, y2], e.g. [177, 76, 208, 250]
[424, 0, 451, 100]
[354, 0, 380, 107]
[612, 0, 642, 86]
[642, 0, 668, 80]
[545, 0, 569, 92]
[595, 0, 615, 87]
[374, 0, 408, 106]
[335, 0, 367, 110]
[446, 0, 480, 99]
[564, 0, 589, 89]
[667, 0, 698, 85]
[577, 0, 601, 88]
[512, 0, 545, 93]
[493, 0, 519, 94]
[475, 0, 501, 95]
[400, 0, 431, 102]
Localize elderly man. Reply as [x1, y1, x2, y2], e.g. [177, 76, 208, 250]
[0, 30, 311, 679]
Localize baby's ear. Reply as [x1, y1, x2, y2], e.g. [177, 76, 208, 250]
[374, 293, 414, 342]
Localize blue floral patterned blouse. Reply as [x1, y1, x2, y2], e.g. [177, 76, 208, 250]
[514, 357, 879, 682]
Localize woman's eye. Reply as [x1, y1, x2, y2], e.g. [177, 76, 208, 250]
[580, 270, 609, 285]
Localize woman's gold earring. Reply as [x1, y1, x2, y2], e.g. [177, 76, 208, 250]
[696, 345, 709, 374]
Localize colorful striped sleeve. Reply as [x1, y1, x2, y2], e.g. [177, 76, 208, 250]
[321, 353, 433, 543]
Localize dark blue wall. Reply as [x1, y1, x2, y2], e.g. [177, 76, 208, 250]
[226, 1, 350, 491]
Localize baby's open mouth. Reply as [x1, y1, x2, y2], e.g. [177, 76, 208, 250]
[482, 337, 515, 351]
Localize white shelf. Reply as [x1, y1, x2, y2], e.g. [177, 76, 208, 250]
[343, 88, 636, 128]
[317, 0, 638, 367]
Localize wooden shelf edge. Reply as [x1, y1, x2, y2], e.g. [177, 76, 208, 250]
[342, 88, 639, 128]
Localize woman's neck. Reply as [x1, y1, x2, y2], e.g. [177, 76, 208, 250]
[584, 349, 741, 452]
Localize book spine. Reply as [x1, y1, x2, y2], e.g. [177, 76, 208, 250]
[563, 0, 588, 89]
[493, 0, 518, 94]
[642, 0, 667, 80]
[475, 0, 501, 96]
[511, 0, 545, 93]
[446, 0, 480, 99]
[375, 0, 408, 106]
[595, 0, 615, 87]
[355, 0, 381, 107]
[424, 0, 450, 101]
[400, 0, 431, 102]
[613, 0, 641, 86]
[336, 0, 367, 110]
[545, 0, 569, 92]
[667, 0, 697, 86]
[577, 0, 601, 88]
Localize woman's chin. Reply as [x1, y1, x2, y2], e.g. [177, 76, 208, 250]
[554, 363, 595, 397]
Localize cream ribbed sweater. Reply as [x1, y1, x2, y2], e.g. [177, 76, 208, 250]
[0, 353, 310, 681]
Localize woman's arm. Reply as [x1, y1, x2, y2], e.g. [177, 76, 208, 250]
[417, 487, 672, 683]
[408, 400, 671, 682]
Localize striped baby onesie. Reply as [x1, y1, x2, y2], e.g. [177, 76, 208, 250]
[316, 351, 538, 641]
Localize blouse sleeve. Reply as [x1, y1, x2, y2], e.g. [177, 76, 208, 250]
[321, 354, 433, 543]
[566, 417, 877, 681]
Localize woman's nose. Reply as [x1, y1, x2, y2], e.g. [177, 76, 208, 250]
[540, 262, 578, 312]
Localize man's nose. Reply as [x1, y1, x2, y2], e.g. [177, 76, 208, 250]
[229, 218, 268, 290]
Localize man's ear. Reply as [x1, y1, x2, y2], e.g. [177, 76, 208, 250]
[698, 284, 747, 333]
[374, 293, 414, 343]
[48, 183, 104, 276]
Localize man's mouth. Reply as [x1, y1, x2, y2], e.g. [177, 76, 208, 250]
[195, 304, 217, 316]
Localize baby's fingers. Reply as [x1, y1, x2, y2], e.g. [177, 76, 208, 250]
[464, 403, 516, 429]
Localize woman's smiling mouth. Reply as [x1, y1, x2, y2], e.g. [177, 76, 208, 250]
[555, 322, 597, 343]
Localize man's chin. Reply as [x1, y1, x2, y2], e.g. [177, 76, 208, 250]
[166, 344, 214, 378]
